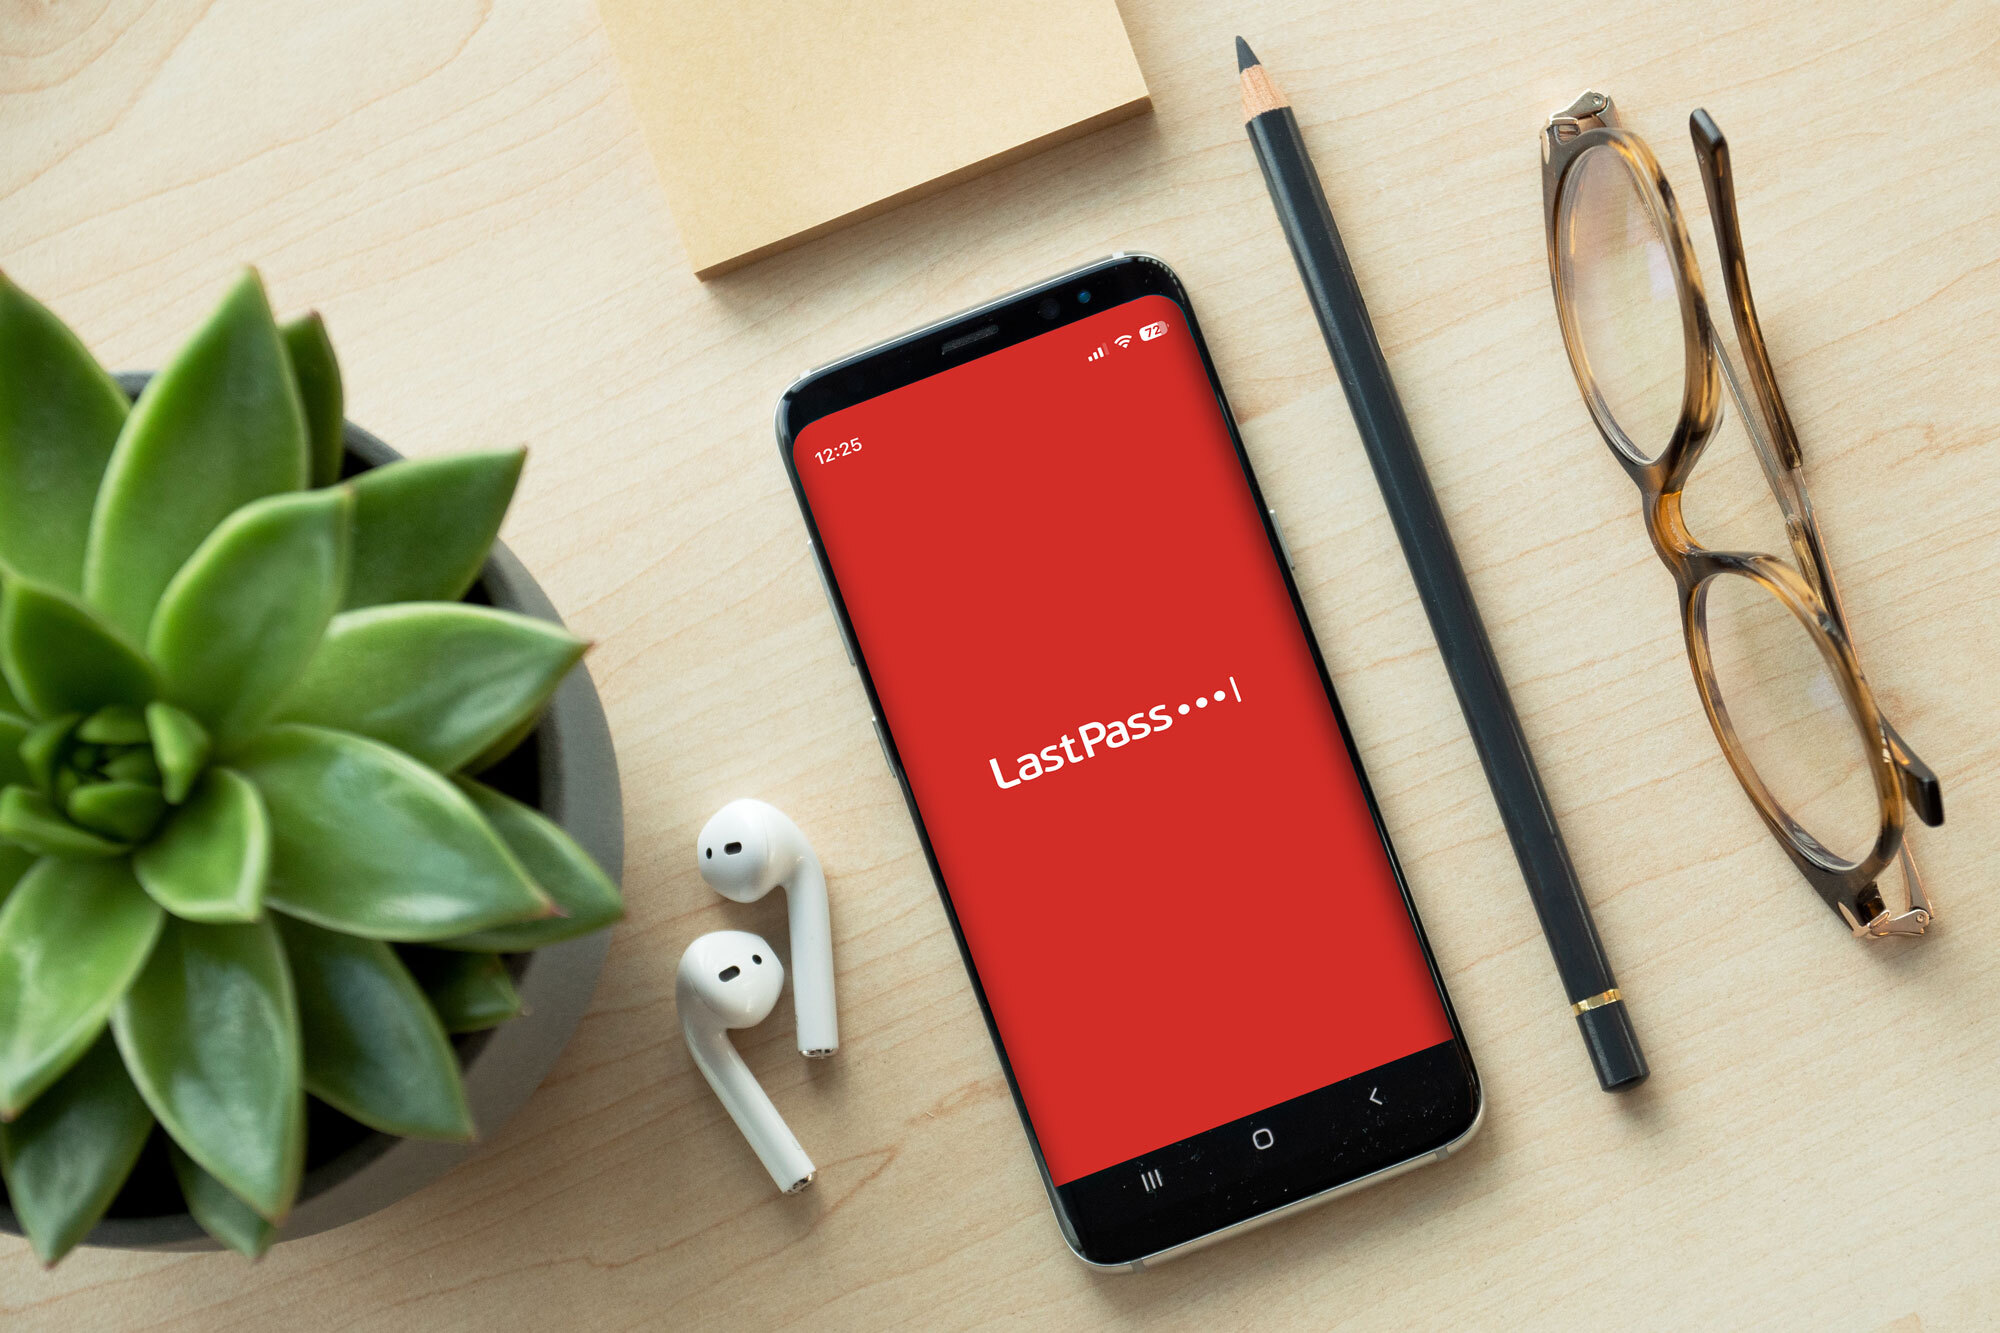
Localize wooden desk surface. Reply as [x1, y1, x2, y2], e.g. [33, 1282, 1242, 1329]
[3, 1, 1995, 1327]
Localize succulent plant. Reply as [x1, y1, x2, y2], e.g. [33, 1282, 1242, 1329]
[0, 269, 622, 1264]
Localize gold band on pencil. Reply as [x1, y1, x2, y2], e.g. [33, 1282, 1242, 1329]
[1570, 989, 1623, 1016]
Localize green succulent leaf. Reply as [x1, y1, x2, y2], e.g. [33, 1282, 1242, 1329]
[0, 580, 156, 721]
[458, 714, 540, 774]
[0, 844, 32, 904]
[148, 488, 353, 748]
[236, 725, 551, 941]
[65, 780, 166, 843]
[402, 947, 523, 1034]
[445, 778, 623, 952]
[112, 916, 303, 1222]
[0, 786, 128, 859]
[0, 1032, 153, 1265]
[0, 273, 129, 595]
[281, 313, 344, 489]
[0, 663, 19, 719]
[344, 448, 523, 609]
[0, 710, 29, 790]
[133, 769, 269, 923]
[76, 704, 149, 745]
[275, 916, 472, 1141]
[83, 269, 309, 641]
[101, 749, 161, 785]
[18, 714, 76, 791]
[170, 1141, 277, 1260]
[280, 605, 585, 772]
[0, 857, 163, 1117]
[146, 702, 211, 805]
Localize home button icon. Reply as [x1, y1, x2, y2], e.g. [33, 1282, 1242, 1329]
[1251, 1127, 1275, 1150]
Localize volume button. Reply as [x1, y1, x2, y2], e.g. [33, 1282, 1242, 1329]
[1268, 508, 1296, 572]
[870, 715, 898, 777]
[811, 544, 858, 666]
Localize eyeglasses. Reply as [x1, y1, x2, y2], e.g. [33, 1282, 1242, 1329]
[1538, 91, 1943, 940]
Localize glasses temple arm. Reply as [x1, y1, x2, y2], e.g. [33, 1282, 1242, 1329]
[1690, 110, 1804, 473]
[1691, 114, 1829, 605]
[1882, 717, 1946, 827]
[1693, 112, 1947, 832]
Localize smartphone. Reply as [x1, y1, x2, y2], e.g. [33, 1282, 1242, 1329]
[776, 255, 1481, 1269]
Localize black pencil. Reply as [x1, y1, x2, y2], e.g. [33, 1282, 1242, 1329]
[1237, 38, 1647, 1091]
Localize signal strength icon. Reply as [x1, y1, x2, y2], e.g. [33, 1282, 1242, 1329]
[1114, 334, 1134, 349]
[1086, 345, 1106, 361]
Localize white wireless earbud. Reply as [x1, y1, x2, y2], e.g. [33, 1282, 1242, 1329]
[677, 930, 815, 1194]
[697, 799, 838, 1058]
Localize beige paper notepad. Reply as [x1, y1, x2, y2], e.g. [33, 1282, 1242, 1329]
[596, 0, 1151, 278]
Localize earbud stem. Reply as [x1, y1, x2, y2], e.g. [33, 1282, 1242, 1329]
[683, 1009, 816, 1194]
[788, 853, 840, 1057]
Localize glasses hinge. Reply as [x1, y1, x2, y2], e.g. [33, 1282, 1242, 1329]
[1549, 90, 1611, 141]
[1840, 900, 1932, 939]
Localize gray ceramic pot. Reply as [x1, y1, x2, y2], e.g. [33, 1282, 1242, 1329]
[0, 385, 623, 1252]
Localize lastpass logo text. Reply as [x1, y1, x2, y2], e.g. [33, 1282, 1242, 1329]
[987, 677, 1242, 790]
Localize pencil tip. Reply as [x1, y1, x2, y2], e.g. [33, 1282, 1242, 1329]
[1235, 36, 1258, 72]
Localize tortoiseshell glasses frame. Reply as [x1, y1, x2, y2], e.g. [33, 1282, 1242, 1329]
[1539, 91, 1943, 939]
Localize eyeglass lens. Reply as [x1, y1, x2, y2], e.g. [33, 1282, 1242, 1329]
[1697, 570, 1882, 865]
[1557, 145, 1686, 465]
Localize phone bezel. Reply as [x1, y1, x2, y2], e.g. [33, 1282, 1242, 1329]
[774, 254, 1481, 1269]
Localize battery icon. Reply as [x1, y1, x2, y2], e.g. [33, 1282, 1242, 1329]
[1138, 320, 1169, 341]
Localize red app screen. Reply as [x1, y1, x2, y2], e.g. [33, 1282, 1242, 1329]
[796, 294, 1452, 1185]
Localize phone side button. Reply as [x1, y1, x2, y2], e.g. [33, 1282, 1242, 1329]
[871, 715, 899, 778]
[1268, 509, 1296, 572]
[811, 544, 858, 666]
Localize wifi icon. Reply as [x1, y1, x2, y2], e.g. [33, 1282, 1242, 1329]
[1114, 334, 1134, 349]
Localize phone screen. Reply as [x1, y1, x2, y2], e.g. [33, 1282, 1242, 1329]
[793, 291, 1455, 1190]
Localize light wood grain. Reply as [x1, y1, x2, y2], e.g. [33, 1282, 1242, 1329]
[2, 1, 1996, 1329]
